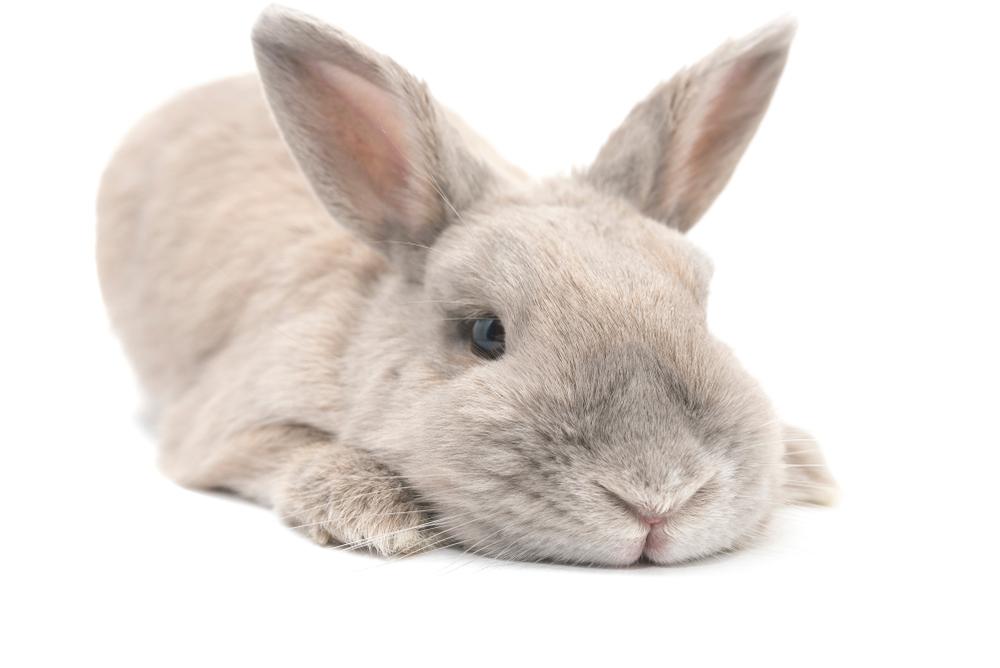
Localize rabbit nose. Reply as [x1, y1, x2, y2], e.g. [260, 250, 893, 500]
[636, 511, 666, 527]
[627, 502, 669, 526]
[599, 484, 669, 526]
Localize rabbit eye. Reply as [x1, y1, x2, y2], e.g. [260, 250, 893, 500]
[471, 316, 505, 359]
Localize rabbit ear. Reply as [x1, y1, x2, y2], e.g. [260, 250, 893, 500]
[781, 425, 837, 506]
[585, 20, 795, 232]
[252, 7, 493, 253]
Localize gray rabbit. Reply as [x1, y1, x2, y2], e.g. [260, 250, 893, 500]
[97, 6, 834, 565]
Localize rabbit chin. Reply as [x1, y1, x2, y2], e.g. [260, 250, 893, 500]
[448, 512, 765, 567]
[641, 510, 775, 566]
[603, 531, 737, 566]
[589, 503, 778, 566]
[494, 533, 740, 567]
[638, 529, 726, 566]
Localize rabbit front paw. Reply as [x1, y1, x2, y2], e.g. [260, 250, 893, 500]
[276, 446, 439, 556]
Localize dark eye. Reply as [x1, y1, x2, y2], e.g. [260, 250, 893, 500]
[471, 316, 505, 359]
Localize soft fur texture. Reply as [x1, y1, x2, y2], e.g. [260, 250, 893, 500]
[97, 6, 835, 566]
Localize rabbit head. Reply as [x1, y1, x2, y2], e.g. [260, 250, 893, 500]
[253, 7, 832, 565]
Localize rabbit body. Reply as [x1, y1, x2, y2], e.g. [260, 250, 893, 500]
[98, 8, 834, 565]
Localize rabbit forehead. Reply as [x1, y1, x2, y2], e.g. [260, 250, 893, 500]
[425, 195, 711, 321]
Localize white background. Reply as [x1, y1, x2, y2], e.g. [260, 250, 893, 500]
[2, 1, 998, 666]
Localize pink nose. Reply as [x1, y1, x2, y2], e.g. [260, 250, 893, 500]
[637, 512, 666, 527]
[599, 484, 670, 526]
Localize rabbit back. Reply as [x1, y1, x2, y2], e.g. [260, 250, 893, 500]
[97, 75, 383, 408]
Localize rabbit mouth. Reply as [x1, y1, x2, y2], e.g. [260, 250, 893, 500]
[615, 526, 669, 565]
[642, 525, 670, 557]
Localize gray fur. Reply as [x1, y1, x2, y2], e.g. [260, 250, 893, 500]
[586, 20, 796, 232]
[96, 6, 834, 566]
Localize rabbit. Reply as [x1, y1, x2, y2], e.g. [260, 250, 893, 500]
[97, 5, 835, 566]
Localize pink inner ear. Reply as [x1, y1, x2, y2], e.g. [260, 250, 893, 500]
[692, 52, 779, 168]
[664, 46, 787, 230]
[313, 61, 413, 214]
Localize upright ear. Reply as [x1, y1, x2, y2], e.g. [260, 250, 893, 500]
[252, 7, 494, 253]
[585, 21, 795, 232]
